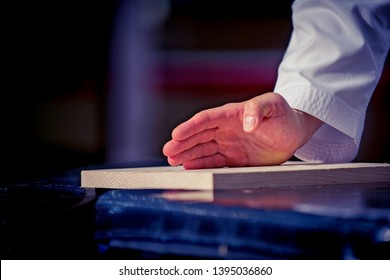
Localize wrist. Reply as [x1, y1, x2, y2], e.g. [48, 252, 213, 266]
[294, 109, 323, 145]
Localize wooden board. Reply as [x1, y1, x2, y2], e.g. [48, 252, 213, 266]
[80, 162, 390, 190]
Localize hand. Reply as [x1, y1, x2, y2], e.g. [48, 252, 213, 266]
[163, 92, 323, 169]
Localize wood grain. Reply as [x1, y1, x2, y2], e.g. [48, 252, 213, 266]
[81, 162, 390, 190]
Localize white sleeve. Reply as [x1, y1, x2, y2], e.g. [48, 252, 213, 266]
[274, 0, 390, 163]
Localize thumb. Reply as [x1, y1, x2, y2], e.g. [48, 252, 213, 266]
[243, 99, 262, 133]
[243, 93, 275, 133]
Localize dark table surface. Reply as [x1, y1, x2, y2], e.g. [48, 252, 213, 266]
[1, 160, 389, 260]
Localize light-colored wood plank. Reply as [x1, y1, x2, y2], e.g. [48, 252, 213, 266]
[81, 162, 390, 190]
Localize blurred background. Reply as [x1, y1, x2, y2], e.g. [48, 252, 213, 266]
[2, 0, 389, 183]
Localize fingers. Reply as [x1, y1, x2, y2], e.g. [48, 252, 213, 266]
[171, 106, 228, 141]
[183, 154, 227, 169]
[166, 140, 219, 166]
[163, 105, 232, 168]
[163, 128, 217, 157]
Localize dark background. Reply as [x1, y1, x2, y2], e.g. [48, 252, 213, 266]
[2, 0, 389, 184]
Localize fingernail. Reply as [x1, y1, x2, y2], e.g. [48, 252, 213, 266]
[244, 116, 256, 132]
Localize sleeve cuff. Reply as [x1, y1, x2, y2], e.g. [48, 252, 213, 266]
[275, 86, 365, 162]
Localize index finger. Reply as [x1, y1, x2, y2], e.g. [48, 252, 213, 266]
[172, 106, 229, 141]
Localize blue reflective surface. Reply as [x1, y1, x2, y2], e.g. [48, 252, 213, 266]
[96, 182, 390, 259]
[1, 161, 389, 259]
